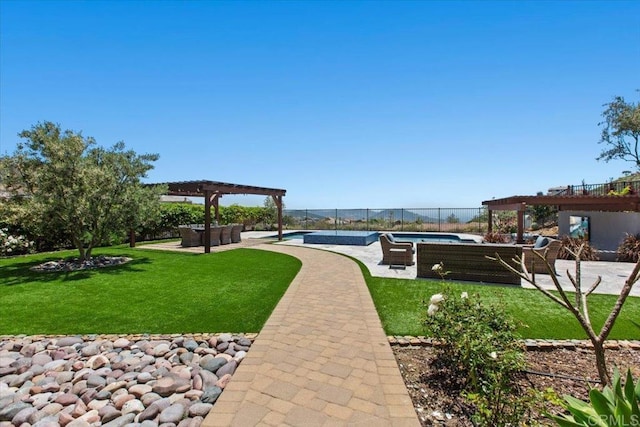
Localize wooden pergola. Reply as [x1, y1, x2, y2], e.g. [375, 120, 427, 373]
[146, 180, 286, 253]
[482, 194, 640, 243]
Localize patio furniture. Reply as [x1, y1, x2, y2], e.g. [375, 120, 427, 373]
[380, 233, 414, 266]
[522, 237, 562, 275]
[207, 226, 223, 246]
[231, 224, 243, 243]
[220, 225, 234, 245]
[417, 242, 522, 285]
[178, 226, 202, 247]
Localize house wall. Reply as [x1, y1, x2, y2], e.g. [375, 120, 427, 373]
[558, 211, 640, 259]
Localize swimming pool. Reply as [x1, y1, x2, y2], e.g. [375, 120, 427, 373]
[303, 230, 379, 246]
[265, 231, 482, 244]
[389, 232, 482, 243]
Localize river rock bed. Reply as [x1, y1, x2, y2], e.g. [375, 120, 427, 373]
[0, 334, 255, 427]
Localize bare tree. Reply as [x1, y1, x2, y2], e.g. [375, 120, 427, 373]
[490, 247, 640, 386]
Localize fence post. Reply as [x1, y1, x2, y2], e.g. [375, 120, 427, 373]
[438, 208, 441, 232]
[366, 209, 369, 231]
[335, 208, 338, 231]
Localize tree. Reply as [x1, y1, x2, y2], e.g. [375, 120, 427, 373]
[446, 213, 460, 224]
[492, 246, 640, 386]
[596, 92, 640, 168]
[1, 121, 165, 261]
[262, 196, 284, 227]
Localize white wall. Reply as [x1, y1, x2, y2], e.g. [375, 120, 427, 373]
[558, 211, 640, 258]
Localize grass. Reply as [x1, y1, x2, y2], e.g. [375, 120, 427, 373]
[356, 261, 640, 340]
[1, 245, 639, 340]
[0, 245, 301, 335]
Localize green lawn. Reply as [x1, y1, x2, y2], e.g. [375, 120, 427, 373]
[0, 246, 301, 335]
[357, 262, 640, 340]
[1, 246, 639, 339]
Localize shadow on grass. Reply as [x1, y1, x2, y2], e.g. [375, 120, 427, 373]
[0, 254, 153, 286]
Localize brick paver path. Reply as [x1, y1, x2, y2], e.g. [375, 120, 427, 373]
[202, 244, 420, 427]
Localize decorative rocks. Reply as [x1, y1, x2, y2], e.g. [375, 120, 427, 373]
[0, 333, 254, 427]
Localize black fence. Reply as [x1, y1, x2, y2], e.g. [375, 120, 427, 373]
[550, 180, 640, 196]
[282, 207, 488, 234]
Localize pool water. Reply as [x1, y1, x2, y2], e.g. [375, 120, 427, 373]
[266, 231, 481, 244]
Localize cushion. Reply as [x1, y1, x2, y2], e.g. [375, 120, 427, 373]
[534, 236, 549, 248]
[387, 233, 396, 242]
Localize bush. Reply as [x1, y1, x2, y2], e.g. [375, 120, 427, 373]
[558, 236, 600, 261]
[424, 271, 536, 426]
[616, 233, 640, 263]
[0, 228, 33, 256]
[483, 231, 509, 243]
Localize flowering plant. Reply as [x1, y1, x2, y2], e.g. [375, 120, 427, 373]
[0, 228, 33, 256]
[424, 276, 533, 425]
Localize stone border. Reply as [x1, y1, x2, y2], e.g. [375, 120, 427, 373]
[388, 336, 640, 351]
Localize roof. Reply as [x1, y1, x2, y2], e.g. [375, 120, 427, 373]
[152, 180, 286, 198]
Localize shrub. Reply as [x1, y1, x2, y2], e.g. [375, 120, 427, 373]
[483, 231, 509, 243]
[558, 236, 599, 261]
[424, 271, 536, 425]
[0, 228, 33, 256]
[616, 233, 640, 263]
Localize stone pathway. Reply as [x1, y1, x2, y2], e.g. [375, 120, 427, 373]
[202, 244, 420, 426]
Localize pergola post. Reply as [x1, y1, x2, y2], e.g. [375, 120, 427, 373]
[516, 202, 526, 244]
[272, 195, 283, 241]
[213, 194, 220, 224]
[487, 209, 493, 234]
[204, 191, 212, 253]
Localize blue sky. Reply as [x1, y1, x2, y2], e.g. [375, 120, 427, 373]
[1, 1, 638, 208]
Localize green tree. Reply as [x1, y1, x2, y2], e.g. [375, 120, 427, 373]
[262, 196, 284, 227]
[446, 213, 460, 224]
[597, 92, 640, 168]
[1, 121, 165, 261]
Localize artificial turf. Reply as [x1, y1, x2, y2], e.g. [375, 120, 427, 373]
[359, 263, 640, 340]
[0, 246, 301, 335]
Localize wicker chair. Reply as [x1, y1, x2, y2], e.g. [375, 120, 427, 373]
[379, 233, 414, 266]
[207, 226, 223, 246]
[220, 225, 234, 245]
[522, 237, 562, 274]
[231, 224, 243, 243]
[178, 226, 202, 247]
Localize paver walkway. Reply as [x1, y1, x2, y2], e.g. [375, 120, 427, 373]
[202, 244, 420, 427]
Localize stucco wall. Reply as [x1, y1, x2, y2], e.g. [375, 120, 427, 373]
[558, 211, 640, 257]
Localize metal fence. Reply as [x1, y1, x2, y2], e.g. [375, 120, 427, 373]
[550, 180, 640, 196]
[282, 207, 489, 234]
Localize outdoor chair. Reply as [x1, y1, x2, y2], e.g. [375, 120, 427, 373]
[220, 225, 234, 245]
[522, 237, 562, 275]
[178, 226, 202, 247]
[208, 226, 223, 246]
[231, 224, 243, 243]
[379, 233, 414, 266]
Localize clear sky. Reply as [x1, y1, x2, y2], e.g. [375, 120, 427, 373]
[1, 1, 638, 209]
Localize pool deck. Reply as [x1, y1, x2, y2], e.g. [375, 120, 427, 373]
[243, 232, 640, 297]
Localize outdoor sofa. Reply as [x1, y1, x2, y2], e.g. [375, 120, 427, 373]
[417, 241, 522, 285]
